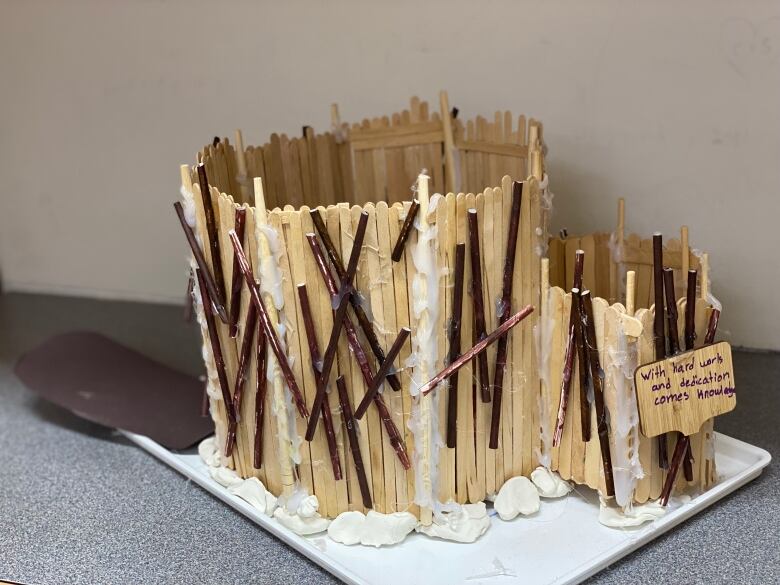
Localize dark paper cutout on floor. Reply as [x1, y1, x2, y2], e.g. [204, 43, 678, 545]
[15, 331, 212, 450]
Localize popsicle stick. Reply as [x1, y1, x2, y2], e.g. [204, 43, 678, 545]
[276, 209, 317, 505]
[387, 202, 414, 512]
[634, 308, 654, 502]
[579, 290, 615, 497]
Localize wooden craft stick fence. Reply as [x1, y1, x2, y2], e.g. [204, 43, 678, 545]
[180, 93, 717, 519]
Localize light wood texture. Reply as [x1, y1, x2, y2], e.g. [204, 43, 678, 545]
[635, 342, 735, 437]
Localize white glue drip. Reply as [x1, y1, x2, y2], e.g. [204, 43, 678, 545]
[328, 510, 418, 547]
[416, 502, 491, 543]
[530, 467, 572, 498]
[408, 178, 444, 517]
[494, 476, 540, 520]
[606, 320, 644, 508]
[179, 185, 197, 228]
[598, 498, 666, 528]
[534, 286, 555, 468]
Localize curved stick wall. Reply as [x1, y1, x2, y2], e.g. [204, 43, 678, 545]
[180, 93, 715, 522]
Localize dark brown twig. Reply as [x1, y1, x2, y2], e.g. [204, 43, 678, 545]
[197, 164, 226, 306]
[574, 294, 592, 441]
[304, 212, 368, 441]
[422, 305, 535, 397]
[228, 230, 309, 418]
[391, 200, 420, 262]
[660, 434, 689, 505]
[231, 302, 257, 417]
[336, 376, 372, 508]
[579, 289, 615, 497]
[446, 243, 466, 448]
[228, 208, 247, 337]
[174, 202, 228, 323]
[663, 268, 694, 481]
[355, 328, 411, 419]
[297, 284, 342, 480]
[467, 209, 491, 403]
[684, 270, 698, 351]
[308, 211, 402, 392]
[184, 272, 194, 322]
[306, 226, 410, 469]
[195, 269, 236, 457]
[652, 233, 669, 470]
[663, 268, 680, 355]
[490, 181, 523, 449]
[254, 324, 267, 468]
[705, 308, 720, 345]
[553, 249, 585, 446]
[661, 290, 722, 501]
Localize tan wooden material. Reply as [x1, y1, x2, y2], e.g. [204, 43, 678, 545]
[635, 342, 735, 437]
[182, 93, 723, 517]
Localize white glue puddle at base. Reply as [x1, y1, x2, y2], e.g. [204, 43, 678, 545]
[124, 431, 769, 585]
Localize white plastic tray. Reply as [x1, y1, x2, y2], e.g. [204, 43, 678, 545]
[124, 431, 770, 585]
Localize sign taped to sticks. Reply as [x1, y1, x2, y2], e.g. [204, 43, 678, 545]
[634, 342, 736, 437]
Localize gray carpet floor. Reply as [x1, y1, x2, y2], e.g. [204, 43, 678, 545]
[0, 292, 776, 584]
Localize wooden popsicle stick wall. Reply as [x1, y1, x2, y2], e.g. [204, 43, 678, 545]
[181, 93, 717, 519]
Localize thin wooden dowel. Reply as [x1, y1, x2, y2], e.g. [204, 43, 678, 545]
[421, 305, 534, 397]
[553, 249, 584, 446]
[228, 207, 247, 338]
[391, 200, 420, 262]
[305, 212, 368, 441]
[254, 324, 267, 469]
[197, 164, 227, 306]
[297, 284, 342, 480]
[354, 328, 411, 419]
[626, 270, 636, 316]
[652, 233, 669, 470]
[228, 230, 309, 418]
[579, 290, 615, 497]
[174, 202, 228, 322]
[309, 211, 403, 392]
[467, 209, 491, 403]
[446, 243, 466, 448]
[336, 376, 372, 509]
[195, 269, 236, 456]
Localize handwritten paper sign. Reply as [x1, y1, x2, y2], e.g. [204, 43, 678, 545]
[634, 342, 736, 437]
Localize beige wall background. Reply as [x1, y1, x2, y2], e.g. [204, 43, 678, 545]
[1, 0, 778, 349]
